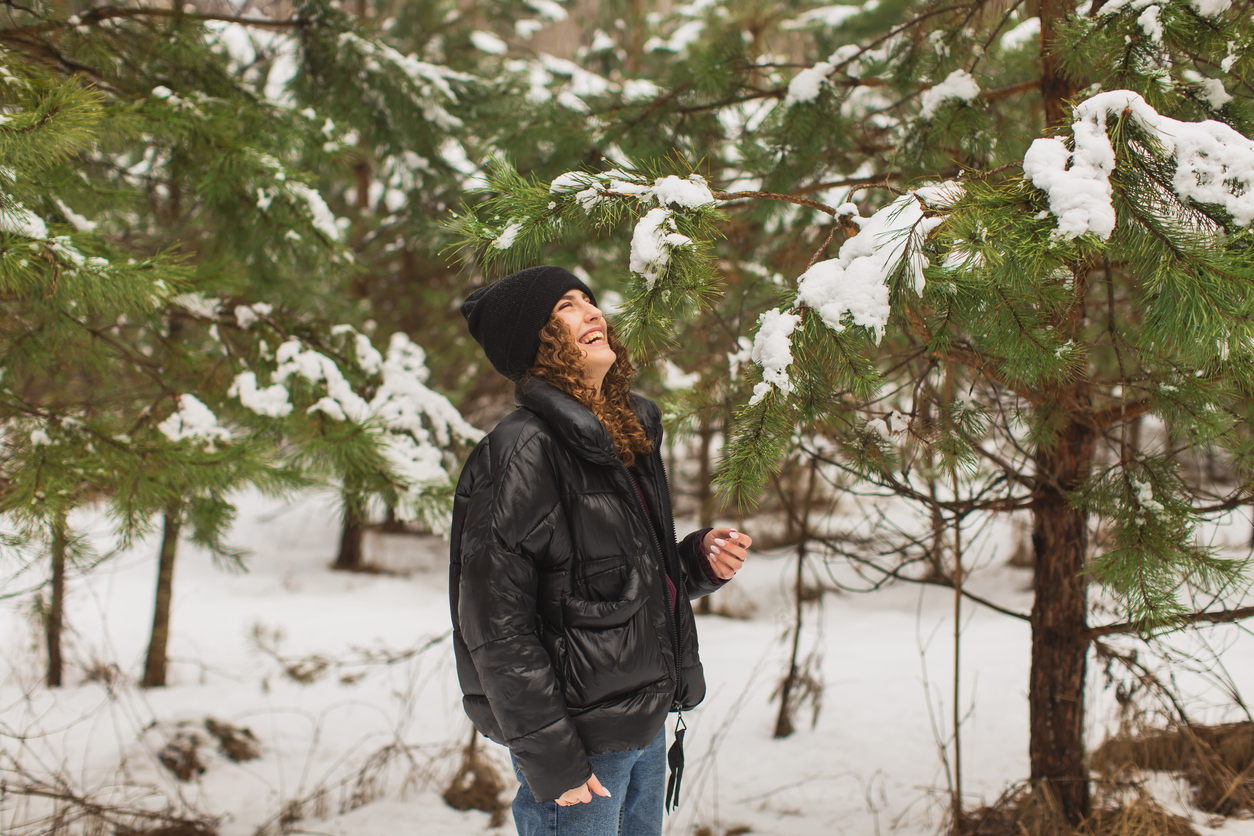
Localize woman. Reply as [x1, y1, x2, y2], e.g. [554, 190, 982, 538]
[450, 265, 751, 836]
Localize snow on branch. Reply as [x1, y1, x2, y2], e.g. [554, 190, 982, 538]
[1023, 89, 1254, 240]
[158, 395, 232, 447]
[227, 330, 481, 515]
[548, 170, 715, 288]
[918, 70, 980, 119]
[748, 190, 951, 405]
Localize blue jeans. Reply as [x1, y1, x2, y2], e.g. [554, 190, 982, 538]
[511, 728, 666, 836]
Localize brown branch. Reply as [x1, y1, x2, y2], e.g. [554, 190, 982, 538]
[715, 189, 839, 216]
[1088, 605, 1254, 639]
[0, 6, 306, 38]
[979, 79, 1041, 102]
[1090, 397, 1153, 429]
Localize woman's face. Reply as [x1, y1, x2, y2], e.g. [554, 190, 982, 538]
[552, 289, 617, 385]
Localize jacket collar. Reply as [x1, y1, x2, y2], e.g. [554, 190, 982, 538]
[514, 377, 661, 466]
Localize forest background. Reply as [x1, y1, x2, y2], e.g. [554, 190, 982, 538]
[3, 0, 1254, 833]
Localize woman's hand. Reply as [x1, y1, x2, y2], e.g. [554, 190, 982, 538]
[703, 528, 753, 580]
[556, 773, 611, 806]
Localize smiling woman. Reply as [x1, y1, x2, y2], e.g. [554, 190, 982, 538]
[450, 265, 752, 836]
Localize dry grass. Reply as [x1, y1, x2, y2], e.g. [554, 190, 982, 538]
[1093, 722, 1254, 815]
[956, 782, 1199, 836]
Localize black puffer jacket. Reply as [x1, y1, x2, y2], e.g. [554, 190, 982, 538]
[449, 378, 722, 802]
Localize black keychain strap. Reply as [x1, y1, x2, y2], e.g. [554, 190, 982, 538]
[664, 712, 686, 813]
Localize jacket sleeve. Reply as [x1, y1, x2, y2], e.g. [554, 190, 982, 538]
[456, 434, 592, 802]
[679, 528, 728, 599]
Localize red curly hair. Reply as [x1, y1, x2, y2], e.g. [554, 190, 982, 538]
[526, 317, 653, 467]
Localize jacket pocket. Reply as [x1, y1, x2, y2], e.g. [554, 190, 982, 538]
[564, 569, 645, 628]
[560, 567, 666, 708]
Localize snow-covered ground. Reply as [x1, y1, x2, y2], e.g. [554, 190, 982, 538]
[3, 491, 1254, 835]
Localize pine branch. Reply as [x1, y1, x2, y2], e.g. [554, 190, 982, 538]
[0, 7, 309, 38]
[1088, 604, 1254, 639]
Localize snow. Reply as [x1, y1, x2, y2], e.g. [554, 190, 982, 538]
[234, 303, 272, 330]
[0, 199, 48, 239]
[54, 198, 98, 232]
[749, 309, 802, 402]
[623, 79, 661, 102]
[1023, 135, 1115, 240]
[999, 17, 1040, 50]
[1137, 5, 1163, 43]
[10, 493, 1254, 836]
[157, 394, 232, 446]
[796, 192, 938, 344]
[650, 174, 715, 209]
[288, 182, 343, 242]
[526, 0, 568, 21]
[644, 20, 706, 54]
[29, 428, 49, 446]
[1189, 0, 1231, 13]
[1197, 77, 1232, 109]
[786, 61, 835, 106]
[492, 222, 524, 250]
[470, 31, 508, 55]
[229, 371, 294, 417]
[918, 69, 981, 119]
[1024, 90, 1254, 239]
[629, 208, 692, 290]
[781, 5, 864, 29]
[172, 293, 222, 319]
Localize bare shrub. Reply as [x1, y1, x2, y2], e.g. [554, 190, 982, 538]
[441, 732, 507, 827]
[157, 731, 205, 782]
[203, 718, 260, 763]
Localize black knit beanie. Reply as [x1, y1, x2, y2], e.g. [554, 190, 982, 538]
[460, 266, 597, 381]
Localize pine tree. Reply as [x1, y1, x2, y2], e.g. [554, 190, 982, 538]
[0, 0, 482, 687]
[454, 0, 1254, 823]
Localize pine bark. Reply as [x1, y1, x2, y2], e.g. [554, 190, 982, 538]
[1039, 0, 1079, 129]
[1029, 412, 1096, 823]
[46, 513, 67, 688]
[333, 490, 366, 571]
[143, 505, 182, 688]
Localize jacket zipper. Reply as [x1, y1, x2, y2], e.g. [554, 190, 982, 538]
[617, 456, 684, 711]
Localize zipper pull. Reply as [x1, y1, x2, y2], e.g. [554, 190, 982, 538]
[665, 712, 687, 813]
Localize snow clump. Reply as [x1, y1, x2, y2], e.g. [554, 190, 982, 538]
[749, 310, 802, 404]
[470, 31, 508, 54]
[918, 70, 980, 119]
[158, 394, 232, 446]
[1000, 17, 1040, 50]
[492, 222, 524, 250]
[1023, 89, 1254, 240]
[786, 60, 836, 106]
[234, 303, 273, 330]
[798, 192, 943, 337]
[630, 208, 692, 290]
[228, 372, 292, 417]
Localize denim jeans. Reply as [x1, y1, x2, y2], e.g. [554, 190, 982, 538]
[511, 727, 666, 836]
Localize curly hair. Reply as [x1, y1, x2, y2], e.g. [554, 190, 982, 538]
[526, 317, 654, 468]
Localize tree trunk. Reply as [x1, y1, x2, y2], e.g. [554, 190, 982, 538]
[333, 491, 366, 571]
[143, 504, 182, 688]
[1039, 0, 1078, 129]
[694, 417, 714, 616]
[1029, 414, 1097, 823]
[46, 513, 67, 688]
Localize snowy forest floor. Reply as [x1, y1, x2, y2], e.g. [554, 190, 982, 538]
[4, 492, 1254, 836]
